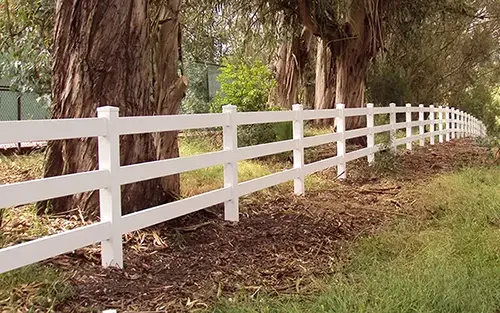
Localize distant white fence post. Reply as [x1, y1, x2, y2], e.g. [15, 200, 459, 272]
[463, 114, 466, 137]
[292, 104, 305, 195]
[464, 112, 469, 137]
[451, 107, 456, 140]
[429, 105, 435, 145]
[335, 103, 346, 179]
[405, 103, 412, 151]
[438, 105, 444, 143]
[472, 117, 476, 137]
[97, 106, 123, 269]
[222, 105, 239, 221]
[461, 111, 465, 138]
[458, 110, 464, 138]
[445, 106, 450, 142]
[389, 103, 396, 152]
[419, 104, 425, 146]
[367, 103, 375, 164]
[467, 114, 471, 137]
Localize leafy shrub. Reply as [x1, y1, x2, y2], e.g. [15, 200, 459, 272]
[211, 57, 274, 112]
[211, 57, 292, 146]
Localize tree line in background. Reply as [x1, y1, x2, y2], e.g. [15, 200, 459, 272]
[0, 0, 499, 217]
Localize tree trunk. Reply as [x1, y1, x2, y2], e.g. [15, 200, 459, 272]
[38, 0, 168, 216]
[270, 27, 312, 109]
[314, 38, 336, 126]
[335, 0, 379, 146]
[152, 0, 187, 200]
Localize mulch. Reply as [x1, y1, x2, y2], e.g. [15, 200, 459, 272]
[15, 139, 498, 312]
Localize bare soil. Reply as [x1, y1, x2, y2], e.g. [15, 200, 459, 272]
[3, 138, 495, 312]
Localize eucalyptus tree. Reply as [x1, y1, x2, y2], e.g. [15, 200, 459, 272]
[151, 0, 186, 198]
[367, 0, 500, 132]
[37, 0, 176, 216]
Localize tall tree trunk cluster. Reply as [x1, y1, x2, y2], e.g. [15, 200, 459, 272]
[39, 0, 185, 216]
[278, 0, 385, 142]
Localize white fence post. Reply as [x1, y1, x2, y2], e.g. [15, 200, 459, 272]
[459, 111, 463, 138]
[429, 105, 435, 145]
[335, 103, 346, 179]
[389, 103, 396, 152]
[438, 105, 444, 143]
[461, 111, 465, 138]
[464, 112, 469, 137]
[467, 114, 471, 137]
[451, 107, 456, 140]
[445, 107, 450, 142]
[222, 105, 239, 221]
[97, 106, 123, 269]
[405, 103, 412, 150]
[367, 103, 375, 164]
[419, 104, 424, 146]
[292, 104, 305, 195]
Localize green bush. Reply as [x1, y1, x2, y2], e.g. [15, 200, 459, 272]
[211, 57, 274, 113]
[237, 121, 292, 148]
[211, 57, 292, 146]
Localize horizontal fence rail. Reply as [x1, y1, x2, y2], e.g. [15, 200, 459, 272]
[0, 103, 487, 274]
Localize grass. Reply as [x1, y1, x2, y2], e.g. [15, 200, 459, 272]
[0, 265, 73, 312]
[179, 133, 332, 196]
[213, 166, 500, 313]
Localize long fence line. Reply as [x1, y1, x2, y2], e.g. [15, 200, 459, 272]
[0, 103, 486, 273]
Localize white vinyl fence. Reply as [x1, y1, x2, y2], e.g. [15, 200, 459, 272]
[0, 103, 487, 274]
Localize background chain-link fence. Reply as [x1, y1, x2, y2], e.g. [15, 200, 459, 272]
[0, 85, 49, 121]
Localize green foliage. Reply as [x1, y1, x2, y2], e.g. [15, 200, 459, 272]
[214, 166, 500, 313]
[449, 84, 500, 136]
[367, 0, 500, 135]
[0, 0, 54, 94]
[237, 121, 292, 148]
[367, 63, 412, 106]
[211, 57, 275, 112]
[211, 57, 291, 146]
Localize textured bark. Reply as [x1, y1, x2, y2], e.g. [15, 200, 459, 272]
[335, 0, 380, 146]
[270, 28, 312, 109]
[152, 0, 187, 200]
[314, 38, 336, 126]
[38, 0, 168, 216]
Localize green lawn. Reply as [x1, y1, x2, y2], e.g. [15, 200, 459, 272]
[213, 166, 500, 313]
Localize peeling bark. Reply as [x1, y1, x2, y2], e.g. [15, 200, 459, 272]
[152, 0, 186, 200]
[39, 0, 169, 216]
[270, 27, 312, 109]
[335, 0, 382, 146]
[314, 38, 336, 126]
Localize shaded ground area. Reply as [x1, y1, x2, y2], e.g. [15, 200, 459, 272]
[0, 138, 493, 312]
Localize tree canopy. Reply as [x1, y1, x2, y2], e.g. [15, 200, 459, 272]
[0, 0, 499, 133]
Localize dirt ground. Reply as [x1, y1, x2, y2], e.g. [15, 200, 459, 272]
[3, 138, 495, 312]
